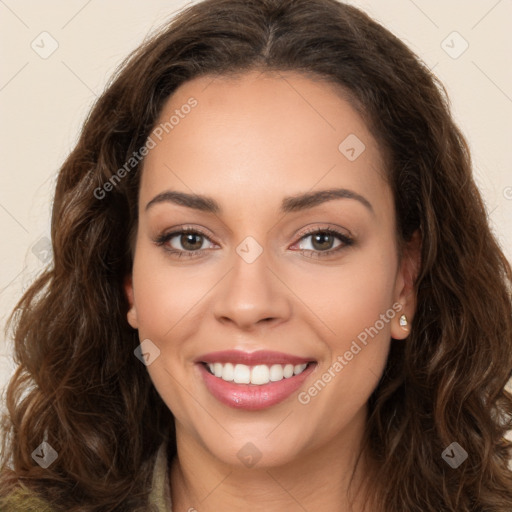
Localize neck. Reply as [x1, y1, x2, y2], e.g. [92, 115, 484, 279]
[169, 407, 379, 512]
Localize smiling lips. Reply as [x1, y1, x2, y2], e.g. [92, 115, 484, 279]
[196, 350, 316, 410]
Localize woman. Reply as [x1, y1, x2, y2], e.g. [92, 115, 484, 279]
[1, 0, 511, 510]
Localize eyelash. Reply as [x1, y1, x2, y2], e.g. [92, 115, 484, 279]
[154, 225, 354, 260]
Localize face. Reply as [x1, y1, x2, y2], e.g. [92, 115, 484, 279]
[125, 69, 418, 469]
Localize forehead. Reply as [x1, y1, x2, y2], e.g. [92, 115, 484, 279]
[139, 69, 390, 217]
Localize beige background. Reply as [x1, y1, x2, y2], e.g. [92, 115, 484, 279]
[0, 0, 511, 421]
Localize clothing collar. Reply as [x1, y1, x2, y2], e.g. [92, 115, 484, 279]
[149, 441, 173, 511]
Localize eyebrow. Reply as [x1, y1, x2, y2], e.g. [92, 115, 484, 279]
[145, 187, 374, 215]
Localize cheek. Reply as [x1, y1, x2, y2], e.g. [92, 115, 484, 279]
[292, 242, 398, 343]
[292, 243, 397, 405]
[131, 244, 206, 338]
[130, 245, 206, 418]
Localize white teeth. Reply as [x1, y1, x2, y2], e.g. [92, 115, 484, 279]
[294, 363, 307, 375]
[222, 362, 234, 381]
[251, 364, 270, 385]
[269, 364, 283, 381]
[233, 364, 251, 384]
[283, 364, 294, 378]
[213, 362, 223, 378]
[205, 362, 310, 385]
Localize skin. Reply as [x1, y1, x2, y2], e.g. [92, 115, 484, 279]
[125, 69, 420, 512]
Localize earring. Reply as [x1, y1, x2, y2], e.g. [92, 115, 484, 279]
[399, 314, 409, 330]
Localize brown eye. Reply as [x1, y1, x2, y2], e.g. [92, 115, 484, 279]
[309, 232, 337, 251]
[178, 232, 204, 251]
[155, 227, 216, 258]
[293, 227, 354, 259]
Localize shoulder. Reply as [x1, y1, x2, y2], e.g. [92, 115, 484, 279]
[0, 442, 172, 512]
[0, 484, 55, 511]
[149, 440, 173, 511]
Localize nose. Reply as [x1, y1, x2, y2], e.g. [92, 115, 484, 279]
[212, 246, 292, 331]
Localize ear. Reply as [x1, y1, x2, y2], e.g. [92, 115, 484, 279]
[391, 229, 422, 340]
[124, 274, 139, 329]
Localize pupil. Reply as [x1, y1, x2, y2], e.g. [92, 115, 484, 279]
[313, 233, 332, 250]
[183, 233, 202, 250]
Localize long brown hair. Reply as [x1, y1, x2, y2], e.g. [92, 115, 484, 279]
[1, 0, 511, 510]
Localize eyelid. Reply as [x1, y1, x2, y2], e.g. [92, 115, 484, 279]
[289, 224, 354, 258]
[154, 225, 217, 250]
[293, 223, 353, 242]
[154, 223, 354, 258]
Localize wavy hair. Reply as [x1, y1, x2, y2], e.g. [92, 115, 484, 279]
[1, 0, 512, 510]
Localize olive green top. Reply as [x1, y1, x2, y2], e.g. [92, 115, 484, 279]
[0, 442, 173, 511]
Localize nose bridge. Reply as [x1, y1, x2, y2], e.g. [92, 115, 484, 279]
[212, 234, 291, 328]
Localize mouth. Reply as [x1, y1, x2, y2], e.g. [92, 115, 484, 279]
[195, 350, 317, 410]
[202, 361, 312, 385]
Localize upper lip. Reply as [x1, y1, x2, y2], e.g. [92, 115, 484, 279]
[195, 350, 315, 366]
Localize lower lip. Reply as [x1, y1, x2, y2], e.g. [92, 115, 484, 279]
[197, 363, 316, 410]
